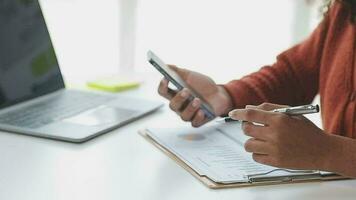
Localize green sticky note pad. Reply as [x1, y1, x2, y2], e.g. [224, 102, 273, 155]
[87, 77, 140, 92]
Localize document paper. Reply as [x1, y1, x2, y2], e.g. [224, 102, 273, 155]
[146, 122, 320, 183]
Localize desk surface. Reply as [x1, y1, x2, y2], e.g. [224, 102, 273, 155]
[0, 86, 355, 200]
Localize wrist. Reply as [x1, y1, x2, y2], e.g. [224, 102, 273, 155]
[321, 133, 356, 177]
[216, 85, 233, 116]
[318, 133, 345, 173]
[317, 133, 335, 171]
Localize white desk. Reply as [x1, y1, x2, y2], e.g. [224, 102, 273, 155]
[0, 85, 355, 200]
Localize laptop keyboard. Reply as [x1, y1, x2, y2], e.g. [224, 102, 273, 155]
[0, 91, 117, 129]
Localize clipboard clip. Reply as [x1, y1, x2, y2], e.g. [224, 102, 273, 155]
[245, 169, 319, 183]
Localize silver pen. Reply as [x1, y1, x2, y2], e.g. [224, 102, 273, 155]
[216, 104, 319, 123]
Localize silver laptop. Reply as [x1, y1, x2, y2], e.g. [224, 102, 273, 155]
[0, 0, 162, 142]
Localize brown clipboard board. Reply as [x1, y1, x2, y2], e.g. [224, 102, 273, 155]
[139, 129, 348, 189]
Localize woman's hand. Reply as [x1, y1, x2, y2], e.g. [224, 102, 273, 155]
[157, 65, 233, 127]
[229, 103, 333, 170]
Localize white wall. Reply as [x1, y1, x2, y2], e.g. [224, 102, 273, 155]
[40, 0, 322, 84]
[40, 0, 121, 84]
[134, 0, 321, 83]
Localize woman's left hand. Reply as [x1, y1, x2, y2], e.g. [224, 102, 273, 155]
[229, 103, 332, 170]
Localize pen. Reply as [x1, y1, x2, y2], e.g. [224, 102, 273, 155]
[216, 104, 319, 123]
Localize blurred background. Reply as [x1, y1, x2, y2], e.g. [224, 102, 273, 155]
[40, 0, 324, 84]
[36, 0, 325, 128]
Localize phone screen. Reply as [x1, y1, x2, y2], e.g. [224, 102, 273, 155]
[147, 51, 215, 120]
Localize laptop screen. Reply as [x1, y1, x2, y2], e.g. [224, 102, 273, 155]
[0, 0, 64, 109]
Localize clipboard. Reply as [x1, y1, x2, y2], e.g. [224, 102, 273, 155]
[139, 129, 348, 189]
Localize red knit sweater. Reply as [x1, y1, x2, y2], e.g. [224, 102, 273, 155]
[224, 1, 356, 138]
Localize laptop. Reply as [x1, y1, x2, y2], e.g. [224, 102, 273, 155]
[0, 0, 163, 142]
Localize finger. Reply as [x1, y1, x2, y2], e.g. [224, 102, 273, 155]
[246, 103, 289, 111]
[242, 122, 270, 141]
[158, 78, 175, 100]
[229, 108, 274, 125]
[252, 153, 271, 165]
[169, 88, 191, 112]
[180, 98, 201, 122]
[244, 138, 270, 155]
[191, 110, 206, 127]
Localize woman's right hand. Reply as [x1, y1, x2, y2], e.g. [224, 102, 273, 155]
[157, 65, 233, 127]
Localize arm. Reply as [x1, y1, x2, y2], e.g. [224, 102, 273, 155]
[224, 14, 330, 108]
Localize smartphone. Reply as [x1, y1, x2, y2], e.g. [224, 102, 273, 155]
[147, 50, 215, 120]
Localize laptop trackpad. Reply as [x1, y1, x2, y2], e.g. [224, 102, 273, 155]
[62, 106, 137, 126]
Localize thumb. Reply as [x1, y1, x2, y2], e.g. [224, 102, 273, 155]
[168, 64, 190, 80]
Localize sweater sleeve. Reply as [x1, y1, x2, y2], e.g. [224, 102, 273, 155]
[224, 14, 330, 109]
